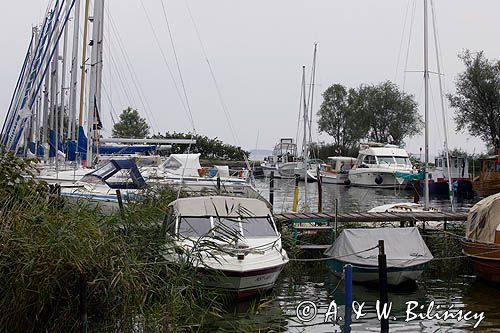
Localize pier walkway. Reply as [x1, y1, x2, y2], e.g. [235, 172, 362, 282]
[274, 211, 467, 224]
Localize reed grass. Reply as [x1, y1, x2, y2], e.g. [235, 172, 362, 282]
[0, 150, 234, 332]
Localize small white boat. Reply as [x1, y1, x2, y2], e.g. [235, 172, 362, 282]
[294, 159, 323, 182]
[348, 143, 415, 188]
[60, 159, 146, 213]
[368, 202, 442, 229]
[324, 227, 433, 285]
[320, 156, 356, 184]
[164, 196, 289, 298]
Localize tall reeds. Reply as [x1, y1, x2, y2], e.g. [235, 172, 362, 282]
[0, 150, 229, 332]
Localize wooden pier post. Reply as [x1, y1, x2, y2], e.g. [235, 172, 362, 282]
[79, 273, 88, 332]
[344, 264, 353, 332]
[378, 240, 389, 333]
[292, 174, 300, 212]
[216, 175, 221, 195]
[334, 198, 339, 240]
[317, 166, 322, 213]
[269, 171, 275, 206]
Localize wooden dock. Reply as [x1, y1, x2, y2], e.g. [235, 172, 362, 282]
[274, 211, 468, 223]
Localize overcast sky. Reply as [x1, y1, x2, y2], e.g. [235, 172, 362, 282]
[1, 0, 498, 156]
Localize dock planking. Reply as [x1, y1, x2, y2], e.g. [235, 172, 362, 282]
[274, 211, 468, 223]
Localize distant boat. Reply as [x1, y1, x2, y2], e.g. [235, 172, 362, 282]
[425, 154, 473, 197]
[324, 227, 433, 285]
[320, 156, 356, 184]
[462, 192, 500, 283]
[347, 143, 415, 188]
[163, 196, 289, 298]
[260, 138, 299, 179]
[473, 155, 500, 197]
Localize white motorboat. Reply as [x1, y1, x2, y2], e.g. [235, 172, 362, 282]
[261, 138, 299, 179]
[164, 196, 289, 298]
[348, 143, 415, 188]
[324, 227, 433, 285]
[320, 156, 356, 184]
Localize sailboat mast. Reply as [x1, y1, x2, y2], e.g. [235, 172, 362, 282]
[68, 0, 81, 141]
[86, 0, 104, 168]
[430, 0, 454, 211]
[302, 65, 308, 209]
[423, 0, 430, 210]
[78, 0, 90, 166]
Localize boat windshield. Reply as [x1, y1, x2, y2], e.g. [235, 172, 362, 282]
[178, 217, 211, 237]
[377, 156, 395, 165]
[394, 157, 410, 165]
[241, 217, 277, 237]
[213, 217, 241, 239]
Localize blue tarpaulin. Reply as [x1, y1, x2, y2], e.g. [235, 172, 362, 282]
[98, 145, 156, 155]
[77, 126, 87, 161]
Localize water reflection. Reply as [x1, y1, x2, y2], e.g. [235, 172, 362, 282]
[212, 179, 499, 331]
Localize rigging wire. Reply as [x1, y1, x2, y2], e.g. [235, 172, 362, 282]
[156, 0, 197, 200]
[159, 0, 196, 132]
[394, 0, 412, 84]
[402, 0, 417, 91]
[138, 0, 189, 118]
[105, 7, 158, 133]
[183, 0, 254, 174]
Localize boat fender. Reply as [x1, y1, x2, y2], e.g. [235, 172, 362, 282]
[375, 175, 383, 185]
[344, 179, 351, 186]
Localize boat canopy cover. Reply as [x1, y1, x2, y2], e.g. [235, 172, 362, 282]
[162, 153, 201, 177]
[466, 192, 500, 244]
[324, 227, 433, 268]
[82, 159, 146, 189]
[394, 170, 424, 181]
[169, 196, 271, 217]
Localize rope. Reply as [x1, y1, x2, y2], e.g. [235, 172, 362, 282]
[289, 244, 379, 262]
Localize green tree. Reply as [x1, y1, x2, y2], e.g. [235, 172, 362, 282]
[317, 84, 365, 155]
[151, 132, 250, 161]
[356, 81, 422, 145]
[448, 50, 500, 151]
[317, 81, 422, 152]
[112, 107, 150, 138]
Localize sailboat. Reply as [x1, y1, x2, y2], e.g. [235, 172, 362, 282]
[372, 0, 453, 214]
[294, 44, 321, 183]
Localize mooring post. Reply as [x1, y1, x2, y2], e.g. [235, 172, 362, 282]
[334, 198, 339, 240]
[216, 175, 221, 194]
[317, 166, 322, 213]
[116, 189, 124, 211]
[344, 264, 353, 333]
[378, 240, 389, 332]
[292, 174, 300, 212]
[79, 273, 88, 332]
[269, 171, 275, 206]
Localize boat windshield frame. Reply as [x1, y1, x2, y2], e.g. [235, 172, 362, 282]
[175, 214, 278, 239]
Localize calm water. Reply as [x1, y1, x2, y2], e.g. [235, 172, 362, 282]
[214, 178, 500, 332]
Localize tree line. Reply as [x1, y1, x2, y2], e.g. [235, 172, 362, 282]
[111, 49, 499, 160]
[317, 81, 422, 156]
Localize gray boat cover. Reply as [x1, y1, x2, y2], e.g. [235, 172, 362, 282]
[466, 192, 500, 244]
[169, 196, 271, 217]
[324, 227, 433, 268]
